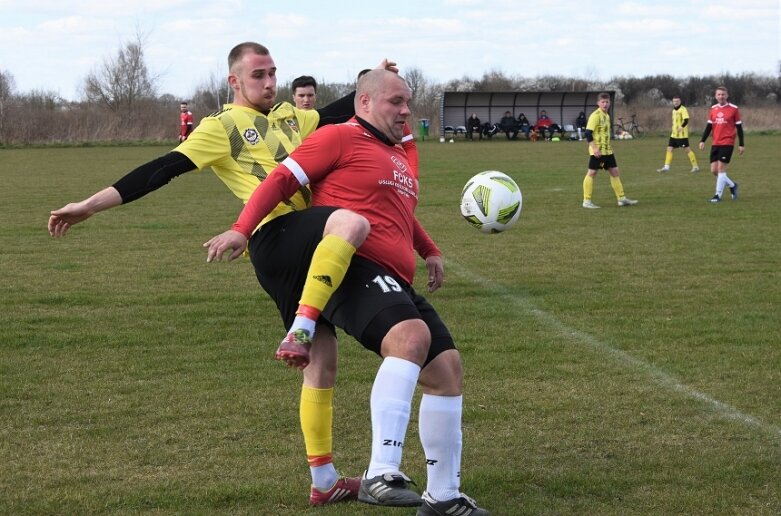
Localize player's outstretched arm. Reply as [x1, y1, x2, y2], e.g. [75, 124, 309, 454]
[48, 152, 197, 238]
[48, 187, 123, 238]
[203, 230, 247, 262]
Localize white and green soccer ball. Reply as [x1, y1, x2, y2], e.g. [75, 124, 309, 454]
[460, 171, 522, 234]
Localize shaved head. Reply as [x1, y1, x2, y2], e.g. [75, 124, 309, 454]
[228, 42, 270, 73]
[356, 69, 406, 100]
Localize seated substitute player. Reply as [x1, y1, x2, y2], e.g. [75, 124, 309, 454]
[466, 113, 482, 140]
[48, 41, 401, 506]
[575, 111, 587, 140]
[517, 113, 532, 138]
[534, 109, 563, 140]
[656, 96, 700, 173]
[582, 92, 638, 209]
[698, 86, 744, 203]
[500, 110, 518, 140]
[204, 69, 489, 516]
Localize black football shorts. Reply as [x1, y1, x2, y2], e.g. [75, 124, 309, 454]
[324, 255, 456, 366]
[248, 206, 338, 331]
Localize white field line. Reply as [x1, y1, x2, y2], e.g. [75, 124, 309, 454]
[450, 262, 781, 439]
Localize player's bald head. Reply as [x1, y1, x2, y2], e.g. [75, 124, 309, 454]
[357, 70, 407, 99]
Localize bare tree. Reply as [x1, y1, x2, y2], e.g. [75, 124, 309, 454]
[404, 68, 426, 99]
[0, 70, 16, 143]
[403, 67, 442, 134]
[312, 80, 352, 107]
[82, 31, 157, 114]
[475, 69, 514, 91]
[191, 71, 226, 112]
[0, 69, 13, 99]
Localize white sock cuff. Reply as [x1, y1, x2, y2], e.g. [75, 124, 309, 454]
[421, 393, 463, 411]
[372, 357, 420, 405]
[381, 356, 422, 380]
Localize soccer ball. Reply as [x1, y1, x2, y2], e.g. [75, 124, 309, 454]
[460, 171, 522, 234]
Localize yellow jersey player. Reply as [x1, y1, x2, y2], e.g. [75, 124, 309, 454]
[582, 92, 638, 209]
[657, 96, 700, 173]
[48, 42, 399, 507]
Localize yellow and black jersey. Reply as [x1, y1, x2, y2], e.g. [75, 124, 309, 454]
[176, 102, 320, 224]
[671, 105, 690, 138]
[586, 108, 612, 156]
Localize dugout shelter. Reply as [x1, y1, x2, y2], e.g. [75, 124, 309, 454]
[439, 91, 615, 139]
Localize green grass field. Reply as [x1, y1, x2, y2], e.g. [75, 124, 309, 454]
[2, 136, 780, 515]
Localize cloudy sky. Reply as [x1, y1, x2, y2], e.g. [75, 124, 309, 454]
[1, 0, 778, 101]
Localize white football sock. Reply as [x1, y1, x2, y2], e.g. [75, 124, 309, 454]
[715, 173, 726, 196]
[716, 172, 735, 197]
[366, 357, 420, 477]
[311, 462, 338, 491]
[289, 315, 316, 338]
[419, 394, 463, 501]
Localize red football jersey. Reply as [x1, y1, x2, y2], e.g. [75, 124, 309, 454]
[707, 103, 742, 146]
[235, 118, 423, 284]
[180, 110, 194, 137]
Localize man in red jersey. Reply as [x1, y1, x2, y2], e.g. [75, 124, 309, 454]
[699, 86, 745, 202]
[205, 69, 489, 516]
[178, 102, 194, 142]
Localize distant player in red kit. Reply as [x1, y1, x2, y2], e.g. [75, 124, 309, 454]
[179, 102, 194, 142]
[699, 86, 745, 202]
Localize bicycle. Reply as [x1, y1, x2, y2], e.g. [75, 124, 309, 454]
[613, 113, 643, 138]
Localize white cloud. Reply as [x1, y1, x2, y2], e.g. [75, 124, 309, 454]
[1, 0, 777, 100]
[0, 26, 32, 42]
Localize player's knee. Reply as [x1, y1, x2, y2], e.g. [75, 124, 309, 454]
[324, 209, 370, 247]
[381, 319, 430, 366]
[419, 349, 463, 395]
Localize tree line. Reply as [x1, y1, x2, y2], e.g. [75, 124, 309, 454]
[1, 36, 778, 146]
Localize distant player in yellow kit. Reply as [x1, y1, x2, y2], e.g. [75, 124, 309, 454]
[656, 96, 700, 173]
[581, 92, 638, 209]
